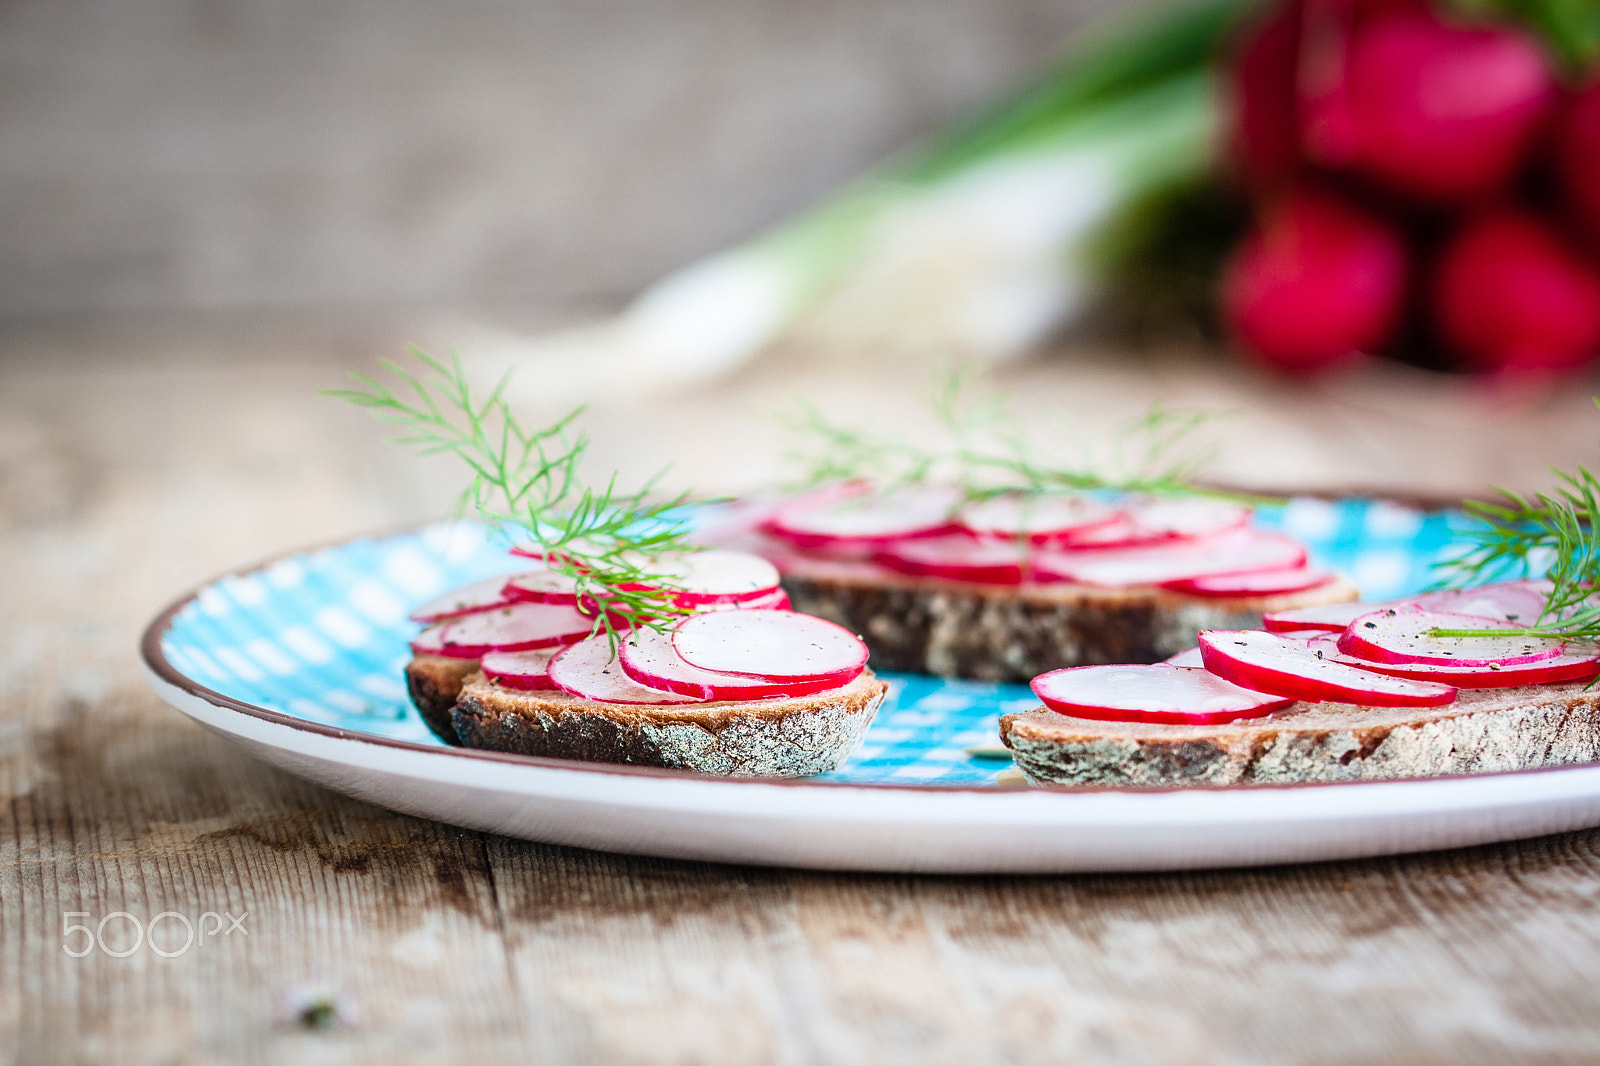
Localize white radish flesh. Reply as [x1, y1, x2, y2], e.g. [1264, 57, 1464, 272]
[408, 575, 521, 623]
[651, 550, 781, 603]
[1162, 565, 1336, 598]
[1163, 647, 1206, 667]
[410, 602, 594, 658]
[1411, 580, 1553, 625]
[480, 648, 560, 691]
[767, 484, 961, 547]
[874, 535, 1033, 584]
[1338, 609, 1565, 667]
[958, 493, 1119, 543]
[548, 636, 706, 705]
[1035, 530, 1306, 588]
[1057, 498, 1251, 549]
[1262, 600, 1385, 633]
[1311, 637, 1600, 688]
[671, 610, 867, 683]
[619, 627, 852, 701]
[1030, 664, 1293, 725]
[502, 569, 582, 606]
[1199, 630, 1457, 707]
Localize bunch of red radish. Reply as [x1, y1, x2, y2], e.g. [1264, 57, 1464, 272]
[745, 482, 1332, 597]
[408, 548, 870, 705]
[1222, 0, 1600, 375]
[1031, 579, 1600, 724]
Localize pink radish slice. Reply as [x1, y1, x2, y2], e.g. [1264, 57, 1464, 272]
[1056, 498, 1252, 549]
[502, 568, 582, 606]
[480, 648, 560, 691]
[958, 494, 1119, 543]
[874, 534, 1034, 584]
[1308, 635, 1600, 688]
[1411, 580, 1552, 625]
[618, 627, 851, 701]
[409, 575, 521, 623]
[1262, 600, 1385, 633]
[1161, 565, 1336, 598]
[1030, 664, 1293, 726]
[1199, 630, 1457, 707]
[1164, 647, 1205, 668]
[1338, 608, 1564, 667]
[409, 602, 594, 658]
[696, 587, 792, 612]
[548, 636, 706, 705]
[671, 610, 868, 683]
[1036, 530, 1306, 588]
[649, 550, 781, 604]
[766, 484, 961, 548]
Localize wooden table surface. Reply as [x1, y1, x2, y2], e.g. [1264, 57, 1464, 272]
[7, 316, 1600, 1065]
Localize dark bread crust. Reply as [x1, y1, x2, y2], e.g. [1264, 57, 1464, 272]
[1001, 682, 1600, 788]
[450, 669, 888, 777]
[780, 555, 1358, 682]
[405, 654, 480, 745]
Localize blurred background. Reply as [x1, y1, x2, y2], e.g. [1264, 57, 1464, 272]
[7, 0, 1600, 566]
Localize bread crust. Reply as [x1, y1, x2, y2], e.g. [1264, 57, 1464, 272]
[1001, 682, 1600, 787]
[780, 554, 1358, 682]
[450, 669, 888, 777]
[405, 654, 481, 745]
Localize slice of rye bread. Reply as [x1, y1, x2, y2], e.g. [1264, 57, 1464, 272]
[1000, 682, 1600, 788]
[406, 654, 480, 745]
[449, 669, 889, 777]
[779, 553, 1359, 682]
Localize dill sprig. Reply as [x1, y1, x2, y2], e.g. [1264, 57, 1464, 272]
[785, 370, 1265, 505]
[328, 348, 696, 639]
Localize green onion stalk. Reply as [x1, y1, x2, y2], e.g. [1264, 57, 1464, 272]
[476, 0, 1257, 407]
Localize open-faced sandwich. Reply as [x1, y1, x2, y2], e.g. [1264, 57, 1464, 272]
[405, 548, 887, 777]
[1001, 579, 1600, 787]
[700, 483, 1354, 682]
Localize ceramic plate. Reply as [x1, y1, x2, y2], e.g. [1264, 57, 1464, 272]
[140, 500, 1600, 873]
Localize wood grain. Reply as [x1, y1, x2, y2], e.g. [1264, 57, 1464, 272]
[5, 317, 1600, 1064]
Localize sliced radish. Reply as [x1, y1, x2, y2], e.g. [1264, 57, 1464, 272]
[874, 534, 1034, 584]
[618, 627, 852, 701]
[1199, 630, 1457, 707]
[1163, 646, 1206, 667]
[1036, 529, 1306, 588]
[1411, 580, 1552, 626]
[1030, 663, 1293, 725]
[1312, 637, 1600, 688]
[548, 636, 706, 705]
[766, 484, 961, 548]
[409, 575, 521, 623]
[671, 610, 868, 684]
[1263, 600, 1385, 633]
[958, 493, 1119, 543]
[1162, 564, 1336, 598]
[1056, 498, 1251, 549]
[648, 550, 781, 604]
[480, 648, 560, 691]
[410, 602, 594, 658]
[503, 569, 582, 606]
[1338, 608, 1565, 667]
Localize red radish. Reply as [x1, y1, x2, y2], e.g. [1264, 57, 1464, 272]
[409, 602, 593, 658]
[1309, 634, 1600, 687]
[1411, 580, 1551, 625]
[619, 627, 853, 701]
[874, 534, 1034, 584]
[548, 636, 706, 705]
[1432, 209, 1600, 374]
[1221, 187, 1407, 374]
[707, 587, 792, 612]
[1036, 529, 1306, 588]
[1162, 564, 1336, 597]
[958, 493, 1120, 543]
[1030, 663, 1293, 725]
[1264, 600, 1384, 632]
[503, 569, 581, 606]
[480, 648, 560, 691]
[1057, 498, 1252, 549]
[766, 484, 961, 548]
[1337, 607, 1564, 666]
[1228, 1, 1303, 191]
[1336, 12, 1554, 202]
[409, 575, 521, 623]
[1557, 79, 1600, 246]
[671, 610, 868, 683]
[1199, 629, 1457, 706]
[646, 550, 781, 604]
[1164, 646, 1206, 667]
